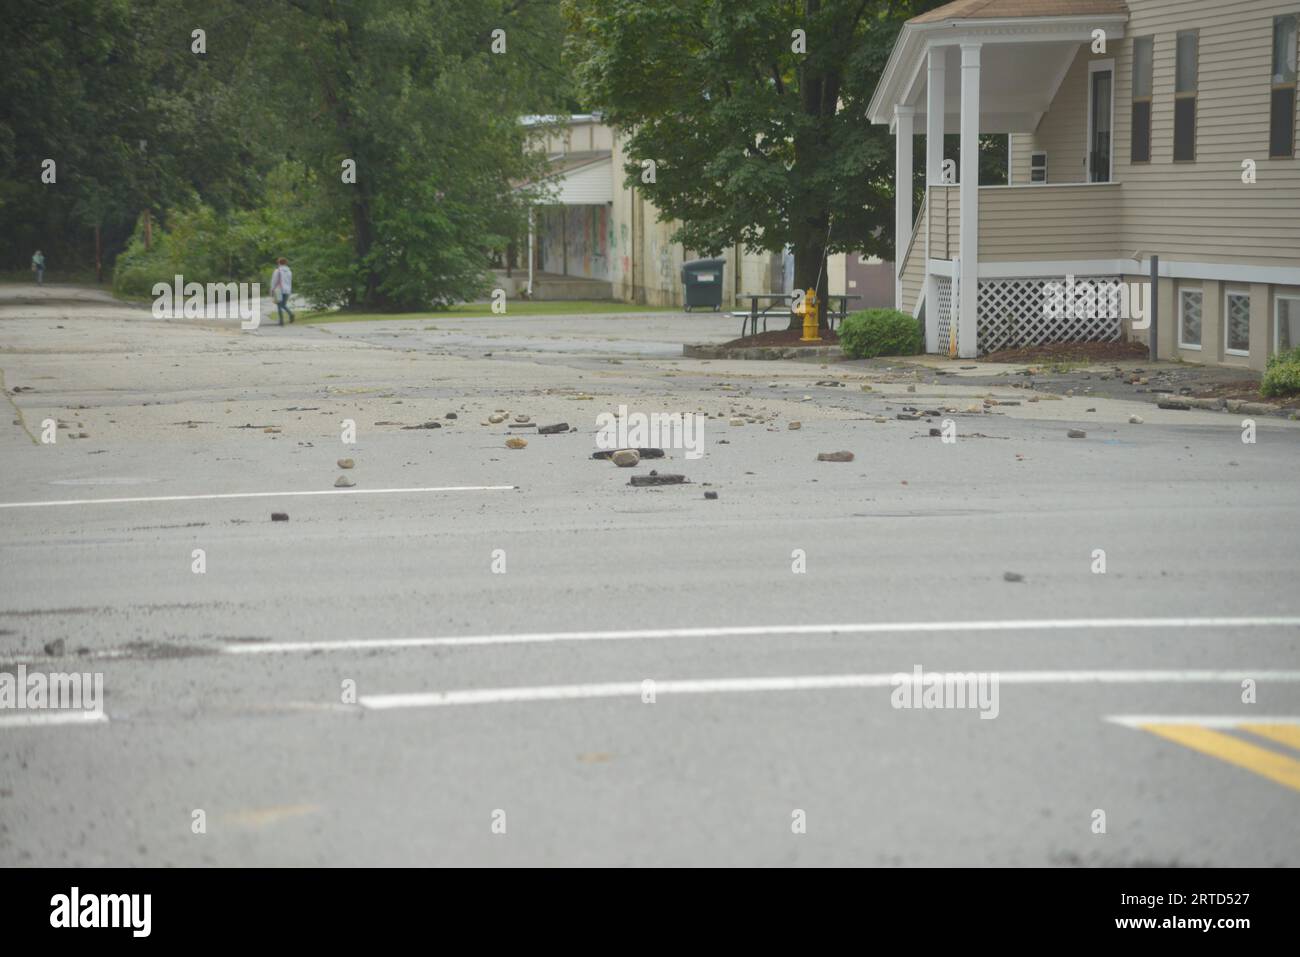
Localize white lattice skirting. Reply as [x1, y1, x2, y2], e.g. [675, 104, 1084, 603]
[933, 276, 953, 352]
[976, 276, 1122, 355]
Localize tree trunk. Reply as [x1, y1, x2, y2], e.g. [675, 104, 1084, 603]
[94, 224, 103, 284]
[787, 229, 831, 332]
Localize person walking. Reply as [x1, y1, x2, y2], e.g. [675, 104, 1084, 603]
[31, 250, 45, 286]
[270, 257, 294, 325]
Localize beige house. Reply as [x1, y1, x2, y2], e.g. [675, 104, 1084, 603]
[868, 0, 1300, 369]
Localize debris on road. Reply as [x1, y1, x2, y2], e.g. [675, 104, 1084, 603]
[817, 451, 854, 462]
[537, 422, 569, 434]
[1003, 571, 1024, 582]
[1129, 414, 1144, 424]
[43, 639, 65, 657]
[488, 413, 506, 424]
[334, 475, 355, 487]
[704, 491, 718, 500]
[788, 421, 801, 430]
[271, 512, 289, 522]
[445, 412, 457, 419]
[592, 448, 665, 460]
[401, 421, 441, 429]
[1067, 429, 1086, 438]
[1157, 399, 1190, 410]
[611, 449, 640, 467]
[630, 471, 687, 486]
[506, 437, 528, 449]
[337, 458, 354, 469]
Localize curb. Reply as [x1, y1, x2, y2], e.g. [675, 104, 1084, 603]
[683, 343, 842, 361]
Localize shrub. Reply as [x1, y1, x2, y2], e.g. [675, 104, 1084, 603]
[1261, 346, 1300, 397]
[839, 308, 924, 359]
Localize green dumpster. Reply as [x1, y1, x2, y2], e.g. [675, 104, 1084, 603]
[681, 258, 725, 312]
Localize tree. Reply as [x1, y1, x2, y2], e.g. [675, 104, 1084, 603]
[567, 0, 943, 330]
[252, 0, 570, 309]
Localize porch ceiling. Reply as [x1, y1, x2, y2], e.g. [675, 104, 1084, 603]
[867, 11, 1127, 132]
[901, 41, 1084, 134]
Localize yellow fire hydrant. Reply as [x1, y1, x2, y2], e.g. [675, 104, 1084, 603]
[798, 288, 821, 342]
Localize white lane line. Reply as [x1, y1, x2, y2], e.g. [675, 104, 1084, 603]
[1106, 715, 1300, 728]
[0, 485, 516, 509]
[226, 616, 1300, 656]
[0, 711, 108, 728]
[359, 669, 1300, 710]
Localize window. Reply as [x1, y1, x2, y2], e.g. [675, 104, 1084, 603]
[1271, 15, 1298, 158]
[1277, 294, 1300, 352]
[1030, 151, 1048, 183]
[1174, 31, 1198, 161]
[1225, 289, 1251, 355]
[1131, 36, 1153, 162]
[1179, 288, 1203, 349]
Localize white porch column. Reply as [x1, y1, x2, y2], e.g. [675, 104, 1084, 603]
[925, 47, 946, 352]
[926, 48, 947, 187]
[958, 43, 981, 358]
[893, 105, 914, 312]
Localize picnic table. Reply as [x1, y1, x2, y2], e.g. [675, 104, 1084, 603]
[731, 293, 862, 339]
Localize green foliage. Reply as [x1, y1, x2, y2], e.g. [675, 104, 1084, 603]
[838, 308, 923, 359]
[4, 0, 573, 308]
[111, 201, 281, 299]
[1261, 347, 1300, 397]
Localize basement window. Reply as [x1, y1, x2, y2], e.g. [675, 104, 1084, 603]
[1225, 289, 1251, 356]
[1178, 288, 1202, 349]
[1277, 294, 1300, 352]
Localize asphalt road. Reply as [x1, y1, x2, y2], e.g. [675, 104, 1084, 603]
[2, 285, 1298, 866]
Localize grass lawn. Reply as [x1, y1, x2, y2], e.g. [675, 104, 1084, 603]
[299, 300, 678, 324]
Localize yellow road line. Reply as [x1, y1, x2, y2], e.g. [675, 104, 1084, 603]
[1242, 723, 1300, 752]
[1143, 723, 1300, 793]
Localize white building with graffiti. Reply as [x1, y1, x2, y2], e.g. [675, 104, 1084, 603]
[510, 115, 891, 310]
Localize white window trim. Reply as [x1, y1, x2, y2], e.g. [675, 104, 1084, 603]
[1178, 287, 1203, 350]
[1086, 58, 1116, 183]
[1276, 293, 1300, 353]
[1224, 287, 1252, 356]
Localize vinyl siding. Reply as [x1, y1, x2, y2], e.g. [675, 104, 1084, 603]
[925, 186, 960, 261]
[1008, 1, 1300, 270]
[901, 194, 928, 314]
[979, 183, 1123, 260]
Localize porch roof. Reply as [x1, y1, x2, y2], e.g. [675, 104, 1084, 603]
[866, 0, 1128, 132]
[909, 0, 1129, 24]
[514, 150, 613, 205]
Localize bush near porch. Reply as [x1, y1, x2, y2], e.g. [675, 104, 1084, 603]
[839, 309, 923, 360]
[1261, 348, 1300, 398]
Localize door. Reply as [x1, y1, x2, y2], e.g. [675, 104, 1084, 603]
[1089, 66, 1113, 182]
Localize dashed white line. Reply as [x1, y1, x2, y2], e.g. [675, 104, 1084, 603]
[225, 616, 1300, 656]
[359, 669, 1300, 710]
[0, 485, 517, 509]
[0, 711, 108, 728]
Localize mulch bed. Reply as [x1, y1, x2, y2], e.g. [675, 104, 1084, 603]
[981, 340, 1149, 364]
[721, 327, 840, 349]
